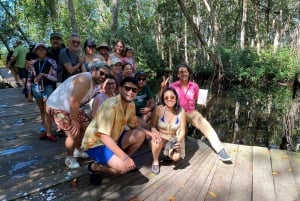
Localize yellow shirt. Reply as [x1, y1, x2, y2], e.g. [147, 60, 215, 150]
[81, 94, 138, 150]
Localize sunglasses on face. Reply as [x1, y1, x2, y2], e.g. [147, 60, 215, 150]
[137, 77, 146, 82]
[71, 40, 80, 45]
[99, 71, 109, 78]
[164, 96, 176, 101]
[88, 45, 96, 49]
[123, 85, 138, 93]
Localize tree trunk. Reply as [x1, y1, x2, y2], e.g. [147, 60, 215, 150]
[48, 0, 58, 30]
[177, 0, 224, 93]
[240, 0, 247, 49]
[252, 0, 260, 53]
[111, 0, 119, 42]
[67, 0, 78, 33]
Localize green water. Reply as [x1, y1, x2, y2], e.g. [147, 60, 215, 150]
[189, 85, 300, 150]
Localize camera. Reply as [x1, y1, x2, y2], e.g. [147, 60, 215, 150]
[163, 138, 177, 156]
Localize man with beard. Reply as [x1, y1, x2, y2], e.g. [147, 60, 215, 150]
[46, 61, 111, 168]
[47, 32, 64, 65]
[81, 76, 146, 185]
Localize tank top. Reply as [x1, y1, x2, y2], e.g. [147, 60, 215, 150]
[46, 72, 95, 112]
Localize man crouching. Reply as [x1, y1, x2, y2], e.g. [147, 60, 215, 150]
[81, 76, 146, 185]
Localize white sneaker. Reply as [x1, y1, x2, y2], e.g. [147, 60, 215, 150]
[65, 156, 80, 169]
[73, 149, 89, 158]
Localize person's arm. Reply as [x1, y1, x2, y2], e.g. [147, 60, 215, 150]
[69, 75, 91, 135]
[160, 75, 169, 97]
[177, 109, 186, 143]
[44, 59, 57, 82]
[149, 106, 162, 143]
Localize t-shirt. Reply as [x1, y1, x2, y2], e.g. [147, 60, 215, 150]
[13, 45, 29, 68]
[58, 48, 81, 82]
[81, 94, 138, 150]
[170, 81, 199, 113]
[134, 85, 154, 117]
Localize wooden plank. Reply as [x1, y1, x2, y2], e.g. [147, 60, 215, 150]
[131, 140, 208, 200]
[204, 143, 238, 201]
[228, 145, 252, 201]
[287, 151, 300, 199]
[271, 149, 299, 201]
[176, 150, 218, 201]
[252, 146, 276, 201]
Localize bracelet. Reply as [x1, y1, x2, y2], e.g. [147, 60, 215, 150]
[122, 155, 129, 161]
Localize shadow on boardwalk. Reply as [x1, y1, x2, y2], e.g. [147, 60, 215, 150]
[0, 87, 300, 201]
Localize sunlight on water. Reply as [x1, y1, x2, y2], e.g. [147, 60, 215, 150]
[0, 145, 33, 156]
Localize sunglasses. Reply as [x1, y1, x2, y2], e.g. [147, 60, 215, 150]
[72, 40, 80, 45]
[88, 45, 96, 49]
[123, 85, 138, 93]
[164, 96, 176, 101]
[99, 71, 109, 78]
[137, 77, 146, 82]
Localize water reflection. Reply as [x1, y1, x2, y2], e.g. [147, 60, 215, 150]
[189, 86, 300, 150]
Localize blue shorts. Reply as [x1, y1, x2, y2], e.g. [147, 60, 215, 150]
[32, 84, 55, 99]
[86, 130, 127, 166]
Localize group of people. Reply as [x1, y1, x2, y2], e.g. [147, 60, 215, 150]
[6, 32, 231, 186]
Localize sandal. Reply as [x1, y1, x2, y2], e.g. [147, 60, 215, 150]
[88, 162, 102, 186]
[151, 163, 160, 175]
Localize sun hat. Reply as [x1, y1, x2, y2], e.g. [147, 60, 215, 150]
[97, 42, 110, 50]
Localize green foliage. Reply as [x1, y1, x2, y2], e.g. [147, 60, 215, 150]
[217, 47, 299, 87]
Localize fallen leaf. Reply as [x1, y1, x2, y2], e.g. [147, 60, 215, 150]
[232, 149, 238, 153]
[209, 191, 217, 198]
[288, 168, 293, 172]
[169, 195, 176, 201]
[272, 171, 278, 175]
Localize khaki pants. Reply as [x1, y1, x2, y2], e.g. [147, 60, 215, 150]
[186, 110, 223, 153]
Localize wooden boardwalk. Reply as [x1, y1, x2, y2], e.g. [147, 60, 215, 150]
[0, 87, 300, 201]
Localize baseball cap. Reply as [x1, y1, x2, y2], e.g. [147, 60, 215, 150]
[111, 57, 122, 65]
[50, 32, 62, 39]
[34, 42, 47, 50]
[135, 70, 147, 78]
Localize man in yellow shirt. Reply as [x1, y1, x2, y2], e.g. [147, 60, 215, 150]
[81, 76, 146, 185]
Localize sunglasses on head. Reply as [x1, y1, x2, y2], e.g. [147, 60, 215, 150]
[71, 40, 80, 45]
[123, 85, 138, 93]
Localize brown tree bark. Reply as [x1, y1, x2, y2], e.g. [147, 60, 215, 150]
[67, 0, 78, 33]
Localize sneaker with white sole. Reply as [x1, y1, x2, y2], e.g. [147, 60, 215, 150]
[65, 156, 80, 169]
[217, 149, 232, 162]
[73, 149, 89, 158]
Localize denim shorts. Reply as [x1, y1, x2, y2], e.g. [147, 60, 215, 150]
[86, 130, 127, 166]
[32, 84, 55, 99]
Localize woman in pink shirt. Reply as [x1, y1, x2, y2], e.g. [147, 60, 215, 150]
[162, 64, 232, 163]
